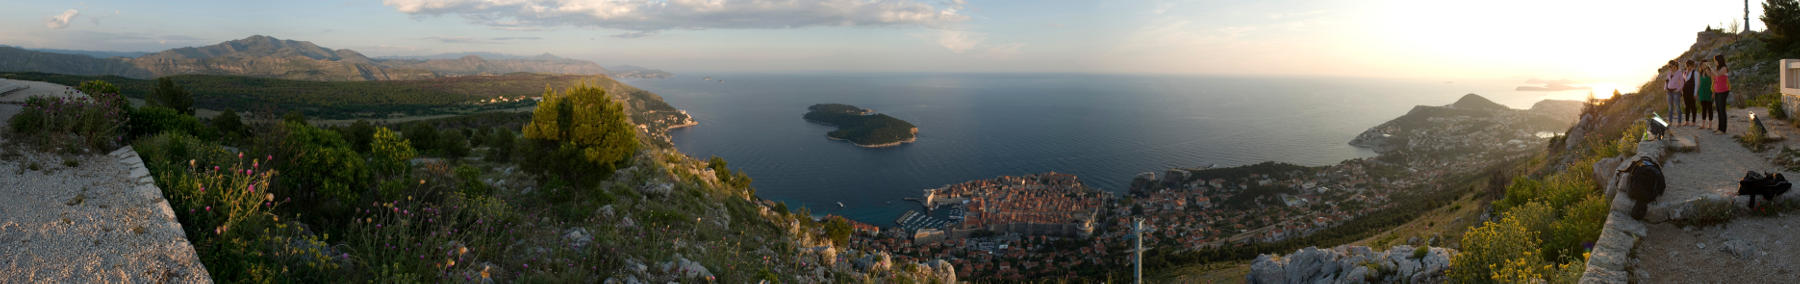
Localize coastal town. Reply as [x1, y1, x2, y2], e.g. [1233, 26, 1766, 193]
[845, 94, 1581, 280]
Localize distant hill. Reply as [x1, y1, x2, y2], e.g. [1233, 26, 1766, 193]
[0, 46, 153, 78]
[0, 35, 632, 81]
[1348, 94, 1579, 153]
[17, 46, 152, 59]
[605, 65, 674, 79]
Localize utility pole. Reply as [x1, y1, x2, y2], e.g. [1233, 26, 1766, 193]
[1746, 0, 1752, 33]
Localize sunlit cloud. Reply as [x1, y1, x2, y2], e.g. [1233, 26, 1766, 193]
[45, 9, 79, 29]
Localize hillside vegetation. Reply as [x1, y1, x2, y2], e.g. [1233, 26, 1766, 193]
[0, 72, 691, 141]
[5, 78, 950, 282]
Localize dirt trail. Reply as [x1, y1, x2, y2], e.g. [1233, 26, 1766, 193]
[1633, 107, 1800, 282]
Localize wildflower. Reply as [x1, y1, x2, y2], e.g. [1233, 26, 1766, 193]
[189, 159, 196, 168]
[267, 155, 273, 162]
[265, 193, 274, 201]
[238, 153, 243, 159]
[205, 206, 212, 212]
[249, 184, 256, 193]
[214, 166, 220, 171]
[199, 186, 206, 193]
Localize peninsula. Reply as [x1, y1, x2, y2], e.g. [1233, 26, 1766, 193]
[803, 103, 918, 147]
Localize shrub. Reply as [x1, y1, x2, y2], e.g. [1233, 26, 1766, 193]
[135, 132, 339, 281]
[212, 109, 244, 139]
[1452, 212, 1546, 283]
[824, 216, 854, 247]
[129, 106, 213, 140]
[368, 127, 416, 179]
[1546, 195, 1608, 263]
[404, 123, 439, 155]
[521, 84, 639, 183]
[1412, 245, 1430, 259]
[78, 80, 128, 113]
[343, 120, 375, 153]
[455, 165, 490, 196]
[439, 128, 470, 159]
[9, 94, 127, 151]
[150, 77, 194, 115]
[483, 129, 515, 163]
[257, 122, 370, 215]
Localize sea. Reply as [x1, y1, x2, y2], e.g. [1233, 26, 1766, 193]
[625, 73, 1581, 225]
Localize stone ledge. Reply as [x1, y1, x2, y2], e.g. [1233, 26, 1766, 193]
[112, 146, 212, 281]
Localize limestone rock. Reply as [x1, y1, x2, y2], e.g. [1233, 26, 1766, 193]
[1248, 254, 1287, 284]
[563, 227, 591, 248]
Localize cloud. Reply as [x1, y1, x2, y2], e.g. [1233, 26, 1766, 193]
[934, 30, 981, 53]
[383, 0, 968, 37]
[923, 30, 1022, 57]
[490, 36, 541, 41]
[46, 9, 79, 29]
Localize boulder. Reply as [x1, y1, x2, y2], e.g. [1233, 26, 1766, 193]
[563, 228, 592, 248]
[1248, 254, 1287, 284]
[1285, 247, 1325, 281]
[1338, 266, 1370, 284]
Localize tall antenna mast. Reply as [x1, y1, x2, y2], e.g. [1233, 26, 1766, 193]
[1133, 217, 1146, 284]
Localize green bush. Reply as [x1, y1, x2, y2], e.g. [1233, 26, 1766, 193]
[129, 106, 213, 140]
[135, 132, 339, 282]
[368, 127, 416, 179]
[520, 84, 639, 183]
[150, 77, 195, 115]
[8, 94, 127, 151]
[257, 122, 371, 214]
[1546, 195, 1608, 263]
[211, 109, 244, 140]
[824, 216, 854, 247]
[1452, 209, 1547, 283]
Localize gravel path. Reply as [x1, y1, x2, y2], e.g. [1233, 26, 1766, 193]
[1632, 107, 1800, 283]
[0, 145, 211, 283]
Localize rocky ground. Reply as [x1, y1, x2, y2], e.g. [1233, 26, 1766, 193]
[0, 143, 210, 282]
[1629, 107, 1800, 283]
[1245, 245, 1454, 284]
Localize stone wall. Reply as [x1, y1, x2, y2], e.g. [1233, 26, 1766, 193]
[1246, 245, 1454, 284]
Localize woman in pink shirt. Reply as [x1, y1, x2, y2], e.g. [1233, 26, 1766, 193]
[1709, 55, 1731, 132]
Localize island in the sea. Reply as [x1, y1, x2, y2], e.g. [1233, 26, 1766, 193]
[803, 103, 918, 147]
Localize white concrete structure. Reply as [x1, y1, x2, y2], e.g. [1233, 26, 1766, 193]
[1780, 59, 1800, 118]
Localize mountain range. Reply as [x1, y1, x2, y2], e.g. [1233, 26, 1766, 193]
[0, 35, 668, 81]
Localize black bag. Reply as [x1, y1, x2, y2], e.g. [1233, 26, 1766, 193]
[1737, 171, 1792, 208]
[1623, 157, 1666, 220]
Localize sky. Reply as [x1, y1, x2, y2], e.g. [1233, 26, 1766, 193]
[0, 0, 1770, 93]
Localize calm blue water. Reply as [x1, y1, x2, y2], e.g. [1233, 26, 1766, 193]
[627, 73, 1534, 225]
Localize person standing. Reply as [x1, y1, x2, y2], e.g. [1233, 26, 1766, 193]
[1711, 55, 1732, 132]
[1697, 59, 1715, 130]
[1664, 60, 1684, 124]
[1682, 60, 1700, 126]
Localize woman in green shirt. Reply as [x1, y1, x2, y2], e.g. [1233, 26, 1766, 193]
[1696, 62, 1714, 130]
